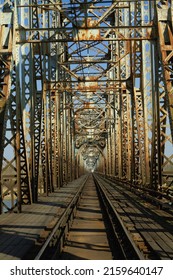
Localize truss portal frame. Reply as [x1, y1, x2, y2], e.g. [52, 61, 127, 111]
[0, 0, 173, 213]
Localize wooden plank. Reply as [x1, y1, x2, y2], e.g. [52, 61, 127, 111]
[0, 176, 88, 260]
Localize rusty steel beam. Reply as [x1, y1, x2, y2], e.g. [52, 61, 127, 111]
[17, 37, 154, 44]
[0, 2, 31, 213]
[150, 0, 173, 190]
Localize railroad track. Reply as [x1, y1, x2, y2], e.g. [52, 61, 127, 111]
[93, 174, 173, 260]
[93, 175, 158, 259]
[24, 174, 173, 260]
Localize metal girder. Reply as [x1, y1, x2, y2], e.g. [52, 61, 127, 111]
[0, 1, 31, 213]
[148, 0, 173, 190]
[121, 91, 132, 181]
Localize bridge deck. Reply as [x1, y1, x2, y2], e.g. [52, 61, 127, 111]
[0, 176, 87, 260]
[0, 175, 173, 260]
[60, 175, 113, 260]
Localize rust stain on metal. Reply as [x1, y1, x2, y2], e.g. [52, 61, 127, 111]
[73, 18, 101, 41]
[77, 76, 98, 92]
[146, 20, 154, 38]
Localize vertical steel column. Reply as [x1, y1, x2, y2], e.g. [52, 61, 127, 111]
[121, 91, 132, 181]
[62, 89, 67, 183]
[113, 4, 122, 179]
[0, 5, 13, 213]
[71, 107, 76, 180]
[130, 1, 142, 184]
[153, 0, 173, 188]
[0, 1, 31, 213]
[30, 0, 44, 202]
[0, 7, 13, 213]
[129, 1, 150, 185]
[106, 105, 111, 175]
[54, 5, 63, 188]
[141, 0, 153, 186]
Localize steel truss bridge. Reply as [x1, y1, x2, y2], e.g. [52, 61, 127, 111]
[0, 0, 173, 214]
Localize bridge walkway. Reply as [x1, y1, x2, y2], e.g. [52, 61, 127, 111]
[0, 176, 87, 260]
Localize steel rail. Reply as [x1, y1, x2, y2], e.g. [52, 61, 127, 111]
[104, 175, 173, 210]
[93, 174, 145, 260]
[34, 175, 89, 260]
